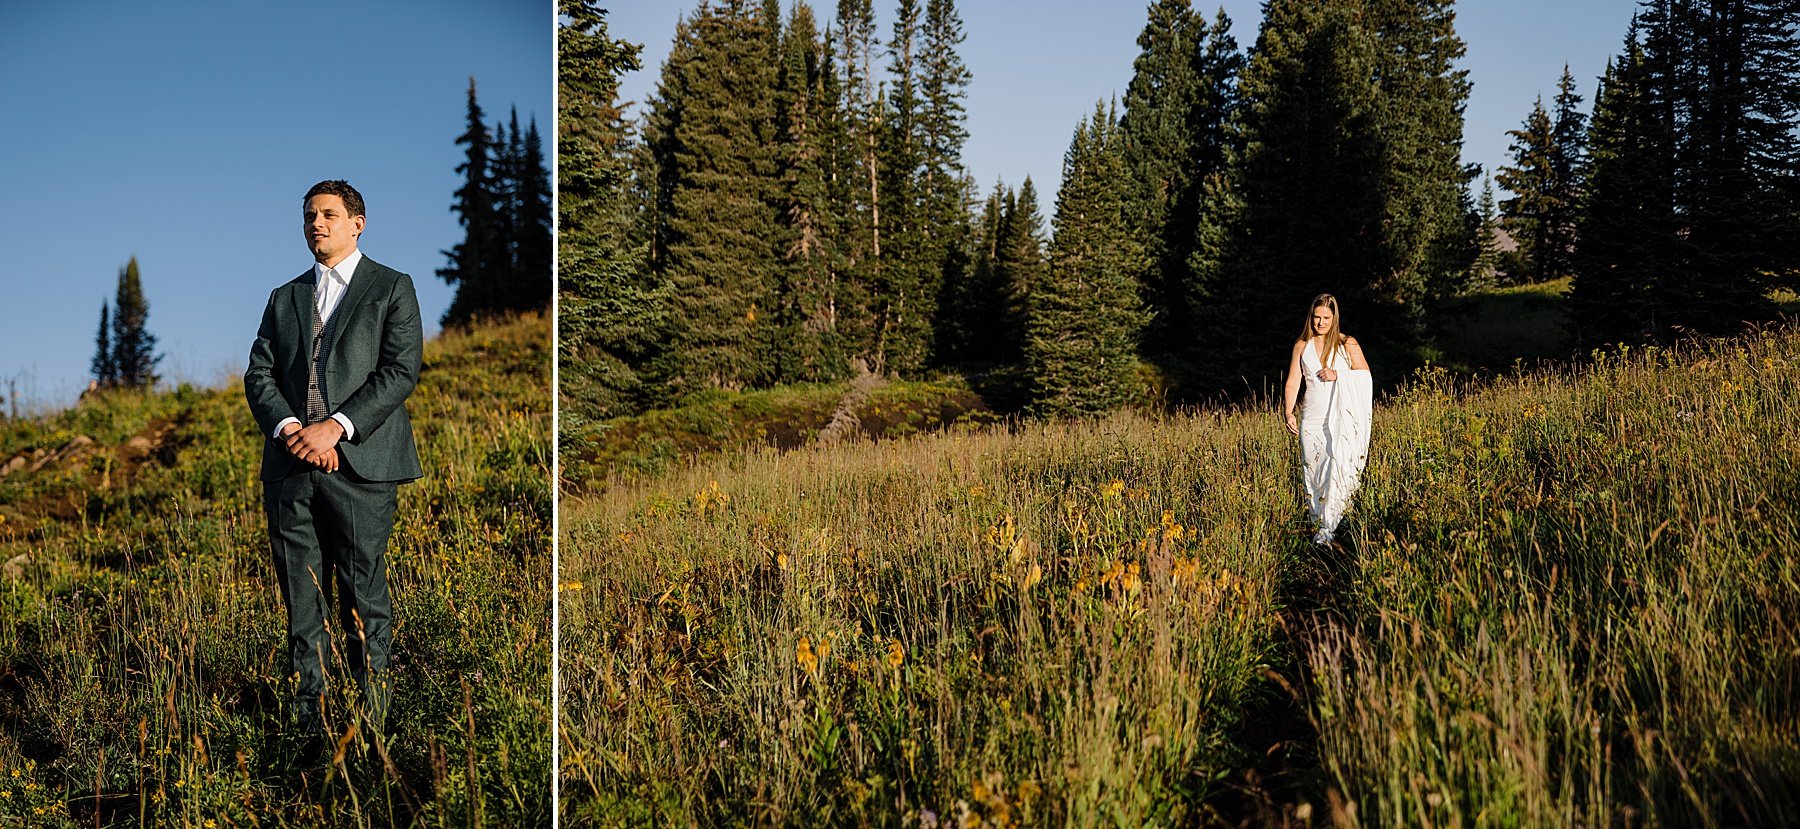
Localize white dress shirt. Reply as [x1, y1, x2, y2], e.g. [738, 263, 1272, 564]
[272, 249, 363, 441]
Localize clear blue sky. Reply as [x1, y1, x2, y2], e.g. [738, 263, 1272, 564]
[0, 1, 552, 412]
[606, 0, 1642, 237]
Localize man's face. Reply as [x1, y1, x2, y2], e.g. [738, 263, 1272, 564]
[303, 194, 364, 265]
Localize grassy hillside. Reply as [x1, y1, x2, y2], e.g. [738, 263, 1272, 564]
[560, 326, 1799, 826]
[1432, 278, 1574, 372]
[562, 379, 997, 490]
[0, 315, 550, 827]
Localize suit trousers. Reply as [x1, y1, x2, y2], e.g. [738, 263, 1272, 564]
[264, 466, 397, 733]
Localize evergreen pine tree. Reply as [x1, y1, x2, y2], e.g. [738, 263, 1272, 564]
[1196, 0, 1385, 372]
[1670, 0, 1798, 333]
[1028, 103, 1150, 418]
[440, 77, 501, 326]
[647, 0, 785, 391]
[1119, 2, 1241, 354]
[1569, 23, 1678, 345]
[1546, 64, 1589, 282]
[492, 111, 520, 300]
[516, 116, 553, 313]
[832, 0, 884, 365]
[772, 0, 847, 383]
[875, 0, 933, 375]
[995, 178, 1048, 367]
[557, 0, 664, 421]
[1469, 174, 1502, 290]
[937, 180, 1005, 367]
[1571, 2, 1799, 345]
[919, 0, 973, 370]
[1363, 0, 1476, 325]
[91, 300, 115, 387]
[496, 108, 534, 311]
[1121, 0, 1201, 349]
[1496, 96, 1557, 283]
[111, 256, 160, 390]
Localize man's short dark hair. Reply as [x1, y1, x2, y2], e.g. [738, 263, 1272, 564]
[304, 180, 366, 217]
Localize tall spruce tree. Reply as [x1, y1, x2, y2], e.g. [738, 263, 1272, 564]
[516, 116, 553, 312]
[1546, 65, 1589, 282]
[557, 0, 664, 421]
[1670, 0, 1799, 333]
[772, 0, 848, 383]
[833, 0, 884, 365]
[1364, 0, 1476, 324]
[1121, 0, 1200, 350]
[112, 256, 160, 390]
[875, 0, 934, 375]
[919, 0, 973, 370]
[1195, 0, 1470, 384]
[1496, 96, 1557, 283]
[1470, 175, 1502, 290]
[1120, 2, 1242, 353]
[1497, 67, 1589, 285]
[944, 177, 1045, 369]
[1571, 2, 1800, 345]
[937, 181, 1005, 366]
[646, 0, 785, 392]
[1570, 26, 1678, 345]
[440, 77, 502, 326]
[1028, 103, 1150, 417]
[493, 111, 522, 299]
[996, 178, 1049, 366]
[1195, 0, 1386, 372]
[91, 301, 115, 387]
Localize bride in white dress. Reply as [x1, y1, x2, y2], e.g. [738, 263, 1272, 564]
[1282, 294, 1372, 544]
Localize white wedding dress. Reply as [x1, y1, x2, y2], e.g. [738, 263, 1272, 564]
[1298, 339, 1372, 544]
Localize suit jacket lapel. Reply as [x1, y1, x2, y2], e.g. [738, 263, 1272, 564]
[289, 273, 316, 355]
[324, 256, 379, 357]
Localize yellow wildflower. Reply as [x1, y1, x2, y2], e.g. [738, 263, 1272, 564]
[796, 636, 818, 675]
[1099, 560, 1124, 586]
[885, 638, 906, 669]
[1120, 562, 1142, 594]
[1021, 562, 1044, 590]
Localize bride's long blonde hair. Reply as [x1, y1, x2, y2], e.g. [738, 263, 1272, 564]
[1298, 293, 1344, 365]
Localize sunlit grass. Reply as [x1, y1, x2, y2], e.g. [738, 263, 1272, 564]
[0, 314, 550, 827]
[562, 326, 1800, 826]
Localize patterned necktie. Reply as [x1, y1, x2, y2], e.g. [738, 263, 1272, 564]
[305, 270, 336, 424]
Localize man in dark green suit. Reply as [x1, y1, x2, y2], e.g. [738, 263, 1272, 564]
[245, 180, 422, 747]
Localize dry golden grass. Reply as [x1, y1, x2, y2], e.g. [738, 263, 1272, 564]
[0, 314, 550, 828]
[562, 327, 1800, 826]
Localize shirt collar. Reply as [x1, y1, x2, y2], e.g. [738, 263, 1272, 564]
[314, 248, 363, 285]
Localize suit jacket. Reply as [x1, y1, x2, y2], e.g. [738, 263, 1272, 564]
[245, 255, 424, 483]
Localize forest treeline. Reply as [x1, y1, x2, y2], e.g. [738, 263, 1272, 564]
[559, 0, 1800, 424]
[439, 78, 555, 326]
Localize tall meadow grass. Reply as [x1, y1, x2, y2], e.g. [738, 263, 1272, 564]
[563, 327, 1800, 826]
[0, 314, 550, 827]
